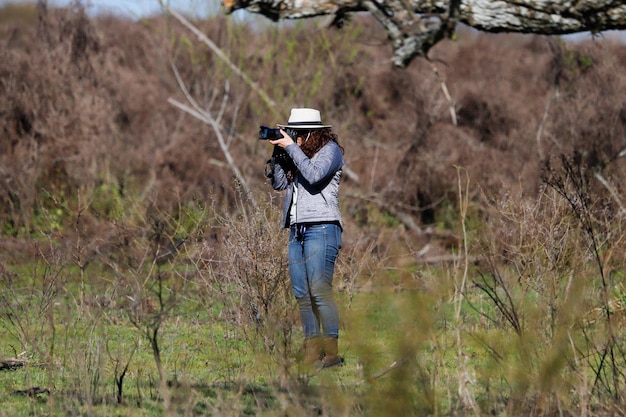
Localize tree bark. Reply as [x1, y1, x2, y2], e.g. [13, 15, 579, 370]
[222, 0, 626, 66]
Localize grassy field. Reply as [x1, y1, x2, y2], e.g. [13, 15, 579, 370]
[0, 272, 436, 416]
[1, 175, 626, 416]
[1, 170, 625, 416]
[1, 247, 624, 416]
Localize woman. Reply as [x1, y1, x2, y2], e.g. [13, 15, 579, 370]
[267, 108, 344, 369]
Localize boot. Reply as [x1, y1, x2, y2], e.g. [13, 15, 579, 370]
[321, 337, 344, 368]
[302, 337, 323, 367]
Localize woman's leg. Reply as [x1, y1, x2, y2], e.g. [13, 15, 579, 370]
[303, 224, 342, 338]
[288, 227, 321, 338]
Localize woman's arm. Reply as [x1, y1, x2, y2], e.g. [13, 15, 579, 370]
[270, 156, 289, 190]
[286, 142, 344, 185]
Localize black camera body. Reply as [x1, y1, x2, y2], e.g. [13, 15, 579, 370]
[261, 126, 300, 178]
[259, 126, 299, 141]
[259, 126, 282, 140]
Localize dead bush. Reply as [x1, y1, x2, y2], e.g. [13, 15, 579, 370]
[0, 4, 624, 265]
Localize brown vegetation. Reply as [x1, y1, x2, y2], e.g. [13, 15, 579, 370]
[1, 4, 624, 258]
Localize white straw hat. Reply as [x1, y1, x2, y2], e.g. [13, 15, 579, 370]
[277, 108, 332, 129]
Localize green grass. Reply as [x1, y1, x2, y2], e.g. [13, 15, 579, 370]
[0, 270, 439, 416]
[1, 247, 625, 416]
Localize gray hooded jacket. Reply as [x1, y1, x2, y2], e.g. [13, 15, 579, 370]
[271, 141, 344, 229]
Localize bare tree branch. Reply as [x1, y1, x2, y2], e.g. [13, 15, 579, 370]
[164, 4, 281, 117]
[594, 172, 626, 217]
[428, 61, 457, 125]
[223, 0, 626, 67]
[169, 64, 258, 208]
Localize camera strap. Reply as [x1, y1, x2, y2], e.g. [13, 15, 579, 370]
[296, 223, 307, 240]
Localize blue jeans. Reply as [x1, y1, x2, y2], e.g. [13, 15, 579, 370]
[288, 222, 342, 339]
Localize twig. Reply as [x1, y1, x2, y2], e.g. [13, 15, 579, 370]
[163, 4, 280, 119]
[369, 359, 402, 379]
[414, 254, 474, 265]
[0, 357, 26, 371]
[11, 387, 50, 397]
[344, 192, 423, 235]
[168, 65, 257, 208]
[429, 62, 457, 126]
[346, 360, 404, 386]
[536, 87, 559, 161]
[594, 172, 626, 216]
[454, 167, 480, 415]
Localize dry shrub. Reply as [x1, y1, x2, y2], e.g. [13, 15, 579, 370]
[466, 148, 626, 414]
[192, 192, 295, 357]
[0, 6, 241, 236]
[0, 1, 624, 305]
[546, 41, 626, 167]
[381, 32, 625, 241]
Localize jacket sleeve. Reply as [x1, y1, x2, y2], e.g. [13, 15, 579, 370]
[270, 157, 289, 191]
[285, 142, 343, 186]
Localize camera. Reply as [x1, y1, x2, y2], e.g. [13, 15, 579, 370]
[259, 126, 299, 141]
[259, 126, 282, 140]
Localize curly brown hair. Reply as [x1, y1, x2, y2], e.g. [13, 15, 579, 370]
[299, 128, 344, 158]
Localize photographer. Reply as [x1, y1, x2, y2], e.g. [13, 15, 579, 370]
[264, 108, 345, 370]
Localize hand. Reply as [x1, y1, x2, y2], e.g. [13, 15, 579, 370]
[269, 129, 295, 149]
